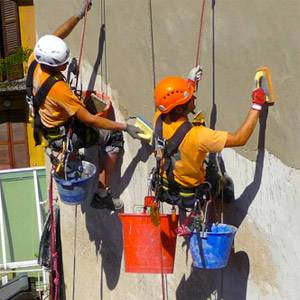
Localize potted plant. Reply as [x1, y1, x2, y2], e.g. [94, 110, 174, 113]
[0, 47, 33, 82]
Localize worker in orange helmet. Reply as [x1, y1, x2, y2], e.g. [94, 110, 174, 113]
[152, 66, 266, 211]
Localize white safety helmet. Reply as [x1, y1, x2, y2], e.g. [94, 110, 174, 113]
[34, 35, 70, 67]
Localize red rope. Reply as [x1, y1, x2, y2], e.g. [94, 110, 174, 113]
[49, 5, 90, 297]
[195, 0, 206, 67]
[49, 171, 60, 300]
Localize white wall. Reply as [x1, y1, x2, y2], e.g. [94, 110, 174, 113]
[34, 1, 300, 299]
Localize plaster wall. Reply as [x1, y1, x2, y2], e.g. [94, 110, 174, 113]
[33, 1, 300, 299]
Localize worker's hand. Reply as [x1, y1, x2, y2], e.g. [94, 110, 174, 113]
[125, 124, 143, 140]
[251, 87, 266, 111]
[78, 0, 92, 20]
[187, 65, 203, 85]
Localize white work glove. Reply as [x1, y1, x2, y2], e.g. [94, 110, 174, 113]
[126, 124, 143, 140]
[77, 0, 92, 19]
[187, 65, 203, 85]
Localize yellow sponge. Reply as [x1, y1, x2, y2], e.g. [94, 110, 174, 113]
[133, 117, 153, 144]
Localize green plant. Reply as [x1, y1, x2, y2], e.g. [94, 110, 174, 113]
[0, 47, 33, 79]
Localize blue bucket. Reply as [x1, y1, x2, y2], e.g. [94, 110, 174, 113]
[53, 160, 97, 205]
[189, 224, 237, 269]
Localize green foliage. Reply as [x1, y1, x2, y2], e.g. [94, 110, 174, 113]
[0, 47, 33, 78]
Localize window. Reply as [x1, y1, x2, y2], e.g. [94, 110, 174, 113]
[0, 0, 23, 81]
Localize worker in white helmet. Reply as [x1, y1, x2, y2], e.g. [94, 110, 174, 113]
[27, 0, 141, 210]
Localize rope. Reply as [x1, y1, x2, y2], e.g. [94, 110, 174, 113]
[148, 0, 156, 89]
[215, 153, 224, 224]
[148, 2, 166, 299]
[195, 0, 207, 67]
[209, 1, 224, 296]
[75, 0, 89, 91]
[48, 3, 89, 299]
[71, 206, 78, 300]
[100, 0, 108, 96]
[69, 2, 89, 293]
[49, 171, 60, 300]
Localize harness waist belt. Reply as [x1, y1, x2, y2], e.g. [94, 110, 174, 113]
[43, 125, 67, 141]
[161, 178, 197, 197]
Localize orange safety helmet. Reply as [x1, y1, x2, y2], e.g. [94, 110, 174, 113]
[154, 76, 195, 114]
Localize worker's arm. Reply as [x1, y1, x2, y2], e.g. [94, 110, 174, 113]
[225, 88, 266, 147]
[53, 0, 92, 39]
[76, 107, 143, 139]
[76, 107, 126, 131]
[53, 16, 81, 39]
[225, 109, 259, 147]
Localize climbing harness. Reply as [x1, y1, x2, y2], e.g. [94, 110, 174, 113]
[26, 60, 63, 146]
[26, 59, 99, 151]
[151, 114, 210, 209]
[150, 112, 231, 235]
[175, 182, 214, 237]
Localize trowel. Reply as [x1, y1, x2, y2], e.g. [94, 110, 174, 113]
[254, 67, 275, 104]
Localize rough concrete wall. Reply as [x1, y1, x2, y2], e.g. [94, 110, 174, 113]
[34, 0, 300, 299]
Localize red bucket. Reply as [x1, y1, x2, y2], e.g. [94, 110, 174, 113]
[119, 213, 178, 273]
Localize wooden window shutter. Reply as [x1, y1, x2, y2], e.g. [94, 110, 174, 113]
[0, 122, 29, 170]
[0, 0, 23, 80]
[0, 0, 21, 56]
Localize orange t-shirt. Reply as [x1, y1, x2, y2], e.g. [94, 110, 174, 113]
[153, 110, 228, 187]
[28, 53, 84, 128]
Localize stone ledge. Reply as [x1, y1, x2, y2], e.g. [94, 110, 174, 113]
[0, 78, 26, 94]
